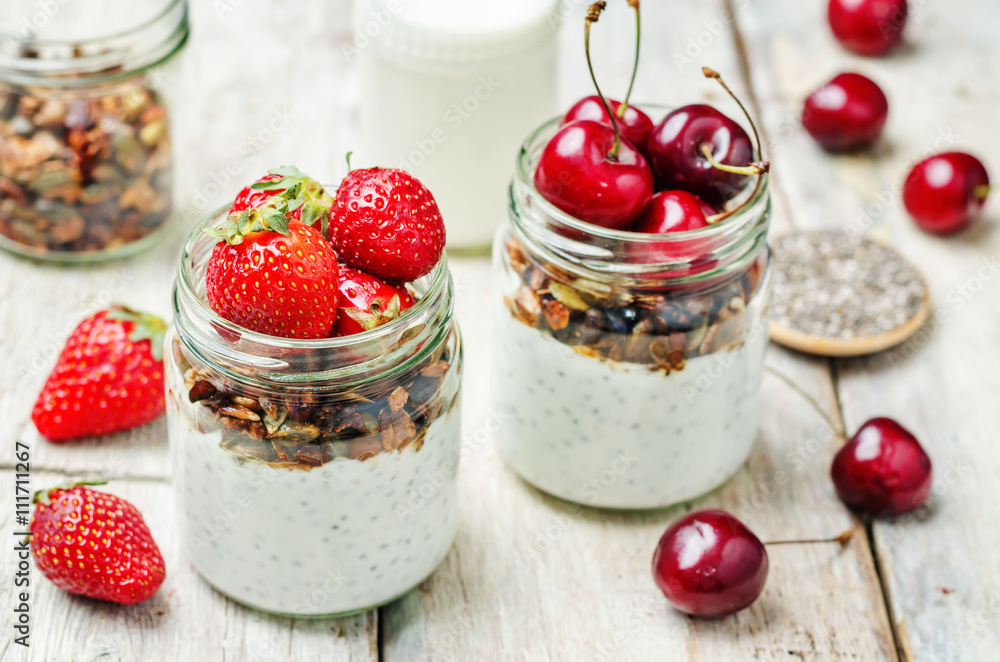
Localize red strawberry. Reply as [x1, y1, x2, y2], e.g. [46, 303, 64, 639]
[205, 209, 339, 339]
[228, 166, 334, 233]
[32, 307, 167, 442]
[30, 484, 166, 605]
[332, 267, 415, 336]
[330, 168, 445, 282]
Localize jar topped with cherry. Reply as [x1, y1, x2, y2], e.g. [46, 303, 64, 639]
[492, 1, 773, 509]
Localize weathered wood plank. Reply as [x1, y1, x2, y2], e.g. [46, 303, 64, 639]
[380, 2, 895, 654]
[731, 0, 1000, 659]
[0, 473, 376, 662]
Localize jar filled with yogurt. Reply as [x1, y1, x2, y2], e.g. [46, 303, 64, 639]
[493, 113, 772, 509]
[166, 208, 462, 616]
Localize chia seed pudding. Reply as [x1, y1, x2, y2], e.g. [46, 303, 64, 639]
[493, 237, 771, 509]
[493, 110, 773, 509]
[495, 307, 767, 508]
[166, 211, 463, 616]
[169, 388, 461, 615]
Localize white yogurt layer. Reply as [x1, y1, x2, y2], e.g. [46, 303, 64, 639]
[494, 311, 767, 509]
[171, 405, 461, 616]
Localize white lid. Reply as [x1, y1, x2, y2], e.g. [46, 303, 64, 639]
[354, 0, 562, 67]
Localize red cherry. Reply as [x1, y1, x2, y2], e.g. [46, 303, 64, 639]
[563, 96, 654, 155]
[802, 73, 888, 151]
[828, 0, 908, 56]
[633, 190, 714, 234]
[627, 190, 718, 281]
[831, 417, 933, 517]
[652, 509, 768, 618]
[903, 152, 990, 234]
[646, 104, 755, 205]
[534, 119, 653, 229]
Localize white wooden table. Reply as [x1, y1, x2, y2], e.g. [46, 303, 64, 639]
[2, 1, 998, 660]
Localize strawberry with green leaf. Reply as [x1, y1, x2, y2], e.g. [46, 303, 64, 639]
[229, 166, 334, 235]
[32, 307, 167, 442]
[204, 204, 340, 339]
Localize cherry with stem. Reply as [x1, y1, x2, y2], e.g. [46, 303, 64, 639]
[701, 67, 770, 225]
[764, 365, 933, 518]
[532, 1, 653, 228]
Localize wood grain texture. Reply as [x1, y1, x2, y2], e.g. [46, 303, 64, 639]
[383, 1, 896, 660]
[731, 0, 1000, 659]
[0, 473, 376, 662]
[1, 0, 991, 659]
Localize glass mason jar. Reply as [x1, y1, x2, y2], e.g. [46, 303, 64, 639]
[493, 111, 772, 509]
[0, 0, 187, 262]
[166, 208, 463, 616]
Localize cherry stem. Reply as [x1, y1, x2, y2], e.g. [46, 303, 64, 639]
[974, 184, 991, 200]
[700, 67, 769, 226]
[703, 67, 763, 160]
[699, 143, 768, 176]
[764, 529, 854, 547]
[585, 2, 621, 161]
[764, 366, 847, 439]
[617, 0, 641, 119]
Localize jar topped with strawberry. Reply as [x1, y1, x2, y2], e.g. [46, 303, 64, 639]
[492, 1, 773, 509]
[165, 163, 463, 617]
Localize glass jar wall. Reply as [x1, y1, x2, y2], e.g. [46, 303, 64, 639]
[0, 0, 187, 262]
[493, 113, 773, 509]
[166, 208, 463, 616]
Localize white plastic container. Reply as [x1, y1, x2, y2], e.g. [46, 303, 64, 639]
[354, 0, 560, 252]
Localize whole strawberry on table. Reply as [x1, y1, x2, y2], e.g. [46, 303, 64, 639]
[204, 163, 445, 340]
[30, 483, 166, 605]
[32, 306, 168, 442]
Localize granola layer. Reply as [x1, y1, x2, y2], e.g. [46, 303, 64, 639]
[173, 334, 458, 470]
[503, 238, 766, 372]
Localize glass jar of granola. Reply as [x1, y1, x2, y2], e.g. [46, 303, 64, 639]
[0, 0, 187, 262]
[166, 207, 463, 616]
[493, 112, 772, 509]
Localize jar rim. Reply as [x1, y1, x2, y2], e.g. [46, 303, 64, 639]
[0, 0, 188, 84]
[510, 104, 770, 288]
[173, 202, 455, 389]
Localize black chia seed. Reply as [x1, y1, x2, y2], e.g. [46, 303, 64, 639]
[771, 230, 927, 339]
